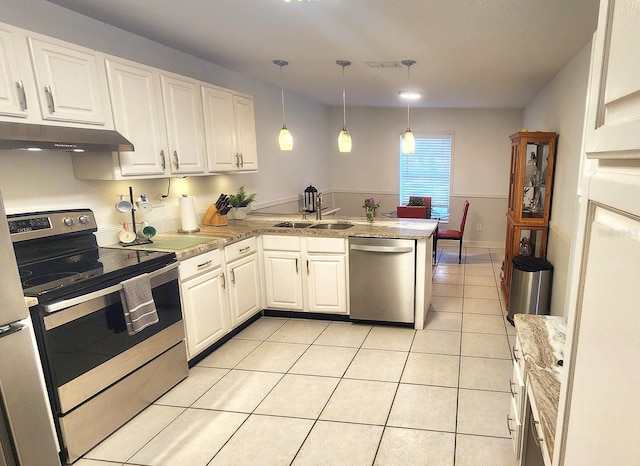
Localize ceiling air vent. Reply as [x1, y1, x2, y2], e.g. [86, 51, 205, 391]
[365, 61, 401, 68]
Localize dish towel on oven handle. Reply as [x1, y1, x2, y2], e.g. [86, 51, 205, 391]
[119, 273, 159, 335]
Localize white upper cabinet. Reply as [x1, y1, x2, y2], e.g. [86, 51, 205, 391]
[233, 94, 258, 171]
[0, 27, 29, 118]
[105, 58, 168, 177]
[584, 0, 640, 159]
[201, 85, 236, 172]
[202, 85, 258, 173]
[0, 22, 112, 128]
[28, 37, 111, 126]
[161, 74, 206, 174]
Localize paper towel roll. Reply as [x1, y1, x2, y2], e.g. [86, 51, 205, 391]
[179, 195, 200, 233]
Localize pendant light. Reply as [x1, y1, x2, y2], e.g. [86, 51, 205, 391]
[274, 60, 293, 151]
[336, 60, 352, 153]
[401, 60, 416, 154]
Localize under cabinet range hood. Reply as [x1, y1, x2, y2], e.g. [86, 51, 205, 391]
[0, 121, 134, 152]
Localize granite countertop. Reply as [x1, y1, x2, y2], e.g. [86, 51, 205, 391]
[514, 314, 567, 461]
[109, 213, 439, 260]
[25, 296, 38, 308]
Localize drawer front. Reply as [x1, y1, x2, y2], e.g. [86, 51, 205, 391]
[179, 249, 222, 280]
[513, 334, 526, 377]
[507, 396, 523, 459]
[306, 237, 346, 253]
[225, 237, 258, 262]
[262, 235, 301, 251]
[510, 361, 526, 420]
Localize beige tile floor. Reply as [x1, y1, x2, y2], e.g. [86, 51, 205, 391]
[78, 245, 519, 466]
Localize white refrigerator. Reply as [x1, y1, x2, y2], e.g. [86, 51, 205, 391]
[0, 191, 60, 466]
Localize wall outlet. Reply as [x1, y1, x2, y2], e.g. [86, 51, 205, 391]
[476, 223, 482, 232]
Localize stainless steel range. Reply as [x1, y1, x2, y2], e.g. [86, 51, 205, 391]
[9, 209, 188, 464]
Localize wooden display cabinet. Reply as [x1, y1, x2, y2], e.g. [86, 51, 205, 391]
[501, 131, 557, 303]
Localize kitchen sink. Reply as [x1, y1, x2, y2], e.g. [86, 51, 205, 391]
[309, 222, 354, 230]
[273, 221, 313, 228]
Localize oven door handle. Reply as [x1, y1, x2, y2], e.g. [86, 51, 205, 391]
[43, 262, 179, 314]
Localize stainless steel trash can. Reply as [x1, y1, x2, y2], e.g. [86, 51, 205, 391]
[507, 255, 552, 326]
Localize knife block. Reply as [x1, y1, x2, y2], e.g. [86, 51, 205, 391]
[202, 204, 228, 226]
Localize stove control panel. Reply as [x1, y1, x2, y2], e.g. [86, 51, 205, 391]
[9, 216, 52, 234]
[8, 209, 97, 242]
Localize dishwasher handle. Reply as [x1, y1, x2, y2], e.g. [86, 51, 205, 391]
[350, 244, 413, 254]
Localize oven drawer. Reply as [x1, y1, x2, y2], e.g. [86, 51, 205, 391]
[59, 341, 188, 464]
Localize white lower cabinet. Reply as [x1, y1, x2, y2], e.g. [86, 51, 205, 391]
[306, 254, 347, 313]
[179, 250, 229, 360]
[263, 251, 304, 310]
[262, 235, 348, 314]
[225, 237, 261, 328]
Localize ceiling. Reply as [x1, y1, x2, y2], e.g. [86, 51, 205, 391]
[47, 0, 599, 108]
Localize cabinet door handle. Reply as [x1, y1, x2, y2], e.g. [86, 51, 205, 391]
[239, 153, 244, 167]
[531, 418, 544, 444]
[196, 260, 212, 270]
[160, 150, 166, 170]
[15, 80, 27, 110]
[221, 272, 226, 289]
[509, 379, 516, 397]
[44, 85, 55, 113]
[239, 246, 250, 253]
[231, 269, 236, 284]
[295, 258, 299, 274]
[506, 414, 514, 434]
[235, 153, 241, 168]
[512, 346, 520, 362]
[173, 150, 179, 170]
[306, 259, 310, 276]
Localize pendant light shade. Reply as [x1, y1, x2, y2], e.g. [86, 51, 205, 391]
[401, 59, 417, 154]
[274, 60, 293, 151]
[337, 60, 352, 153]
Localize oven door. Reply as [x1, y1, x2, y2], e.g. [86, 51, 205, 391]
[35, 262, 184, 415]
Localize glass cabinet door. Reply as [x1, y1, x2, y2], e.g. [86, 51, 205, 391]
[522, 141, 550, 219]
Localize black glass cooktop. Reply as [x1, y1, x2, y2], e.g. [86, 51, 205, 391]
[18, 246, 175, 300]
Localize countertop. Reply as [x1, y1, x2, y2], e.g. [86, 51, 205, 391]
[514, 314, 567, 461]
[110, 213, 439, 260]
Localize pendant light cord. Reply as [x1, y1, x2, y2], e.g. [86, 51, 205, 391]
[406, 64, 411, 129]
[341, 64, 347, 130]
[336, 61, 351, 131]
[401, 60, 416, 131]
[280, 65, 287, 128]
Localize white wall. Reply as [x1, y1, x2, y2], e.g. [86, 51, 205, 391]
[523, 40, 592, 316]
[0, 0, 331, 243]
[329, 106, 522, 245]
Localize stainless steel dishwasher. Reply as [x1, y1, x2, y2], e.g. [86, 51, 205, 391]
[349, 237, 416, 324]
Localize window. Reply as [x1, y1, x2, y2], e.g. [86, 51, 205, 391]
[399, 134, 452, 219]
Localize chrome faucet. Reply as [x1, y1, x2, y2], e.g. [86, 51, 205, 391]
[316, 192, 323, 220]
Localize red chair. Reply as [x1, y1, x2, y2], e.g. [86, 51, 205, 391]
[435, 200, 469, 263]
[397, 196, 431, 219]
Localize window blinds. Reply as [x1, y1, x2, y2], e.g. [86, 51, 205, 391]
[399, 134, 452, 219]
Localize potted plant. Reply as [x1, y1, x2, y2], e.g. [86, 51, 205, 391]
[228, 185, 257, 220]
[362, 197, 380, 222]
[408, 197, 432, 217]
